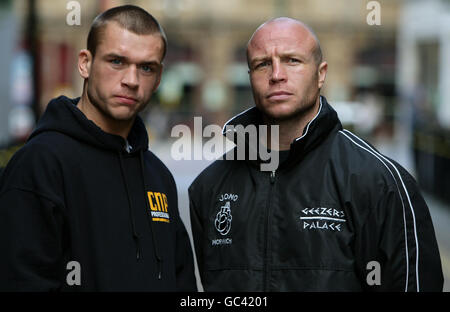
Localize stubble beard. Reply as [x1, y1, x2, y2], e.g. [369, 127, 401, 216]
[257, 70, 321, 125]
[86, 84, 137, 124]
[260, 88, 320, 125]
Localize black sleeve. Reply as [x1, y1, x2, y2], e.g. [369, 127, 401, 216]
[166, 177, 197, 292]
[0, 143, 66, 291]
[188, 183, 205, 285]
[354, 166, 443, 292]
[174, 208, 198, 291]
[0, 189, 65, 291]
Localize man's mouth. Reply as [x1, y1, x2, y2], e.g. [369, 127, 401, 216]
[115, 95, 138, 105]
[266, 91, 293, 101]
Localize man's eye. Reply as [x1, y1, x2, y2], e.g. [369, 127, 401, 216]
[288, 58, 300, 63]
[111, 59, 122, 65]
[255, 61, 269, 69]
[141, 65, 152, 73]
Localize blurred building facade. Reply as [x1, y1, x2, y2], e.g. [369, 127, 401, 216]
[0, 0, 20, 144]
[397, 0, 450, 203]
[8, 0, 399, 133]
[3, 0, 403, 170]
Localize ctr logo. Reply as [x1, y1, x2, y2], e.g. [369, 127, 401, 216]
[215, 201, 232, 236]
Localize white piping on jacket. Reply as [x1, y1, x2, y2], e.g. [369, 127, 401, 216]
[339, 129, 419, 292]
[222, 106, 255, 135]
[295, 96, 323, 142]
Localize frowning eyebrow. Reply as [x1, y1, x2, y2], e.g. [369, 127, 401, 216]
[103, 53, 161, 66]
[250, 52, 307, 65]
[250, 56, 270, 65]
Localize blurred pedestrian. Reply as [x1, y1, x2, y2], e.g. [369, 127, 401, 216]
[0, 5, 196, 291]
[189, 17, 443, 291]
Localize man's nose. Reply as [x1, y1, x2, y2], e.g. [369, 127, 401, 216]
[270, 60, 287, 83]
[122, 65, 139, 89]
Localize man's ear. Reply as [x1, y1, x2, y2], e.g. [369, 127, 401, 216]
[78, 49, 92, 79]
[317, 61, 328, 89]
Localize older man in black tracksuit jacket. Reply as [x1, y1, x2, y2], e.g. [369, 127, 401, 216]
[188, 17, 443, 291]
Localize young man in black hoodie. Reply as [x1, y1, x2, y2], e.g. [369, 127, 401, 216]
[0, 5, 197, 291]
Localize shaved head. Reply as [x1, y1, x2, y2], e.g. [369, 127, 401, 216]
[245, 15, 328, 128]
[247, 17, 323, 68]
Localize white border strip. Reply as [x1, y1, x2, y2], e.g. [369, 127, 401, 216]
[339, 130, 419, 291]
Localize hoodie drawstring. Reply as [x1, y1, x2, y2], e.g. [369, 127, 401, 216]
[118, 152, 141, 261]
[139, 150, 163, 280]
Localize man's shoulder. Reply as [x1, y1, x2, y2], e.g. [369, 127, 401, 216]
[189, 156, 243, 194]
[10, 134, 62, 163]
[333, 129, 387, 167]
[144, 149, 177, 182]
[10, 132, 76, 165]
[332, 129, 415, 189]
[28, 131, 79, 150]
[2, 130, 87, 177]
[0, 135, 66, 196]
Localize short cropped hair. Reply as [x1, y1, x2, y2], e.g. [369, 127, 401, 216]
[87, 5, 167, 60]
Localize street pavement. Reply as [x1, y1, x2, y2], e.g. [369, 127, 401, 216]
[152, 136, 450, 292]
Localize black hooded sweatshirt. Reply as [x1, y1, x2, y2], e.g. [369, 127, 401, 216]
[0, 96, 197, 291]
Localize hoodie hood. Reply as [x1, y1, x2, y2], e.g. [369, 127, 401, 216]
[29, 96, 149, 153]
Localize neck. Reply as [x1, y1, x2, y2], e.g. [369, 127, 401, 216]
[77, 91, 133, 139]
[264, 96, 321, 151]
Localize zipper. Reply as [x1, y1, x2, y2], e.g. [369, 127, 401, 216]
[270, 170, 276, 184]
[263, 170, 276, 291]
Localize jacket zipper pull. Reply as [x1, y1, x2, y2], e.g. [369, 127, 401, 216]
[157, 257, 162, 280]
[270, 170, 276, 184]
[134, 234, 141, 261]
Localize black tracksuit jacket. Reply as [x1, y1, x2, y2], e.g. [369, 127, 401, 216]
[189, 96, 443, 291]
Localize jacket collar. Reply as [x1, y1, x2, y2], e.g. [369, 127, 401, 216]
[222, 95, 342, 168]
